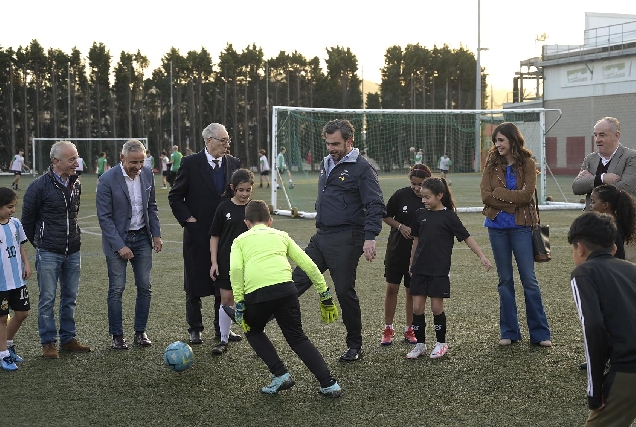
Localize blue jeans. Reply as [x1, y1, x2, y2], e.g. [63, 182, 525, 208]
[488, 227, 551, 343]
[106, 230, 153, 336]
[36, 249, 81, 346]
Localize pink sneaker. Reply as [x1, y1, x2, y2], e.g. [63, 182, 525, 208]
[404, 327, 417, 344]
[380, 326, 394, 346]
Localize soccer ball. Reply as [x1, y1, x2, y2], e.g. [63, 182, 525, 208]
[163, 341, 194, 372]
[409, 147, 415, 153]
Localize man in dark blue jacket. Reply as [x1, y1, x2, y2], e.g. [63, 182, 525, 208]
[22, 141, 91, 359]
[293, 119, 385, 362]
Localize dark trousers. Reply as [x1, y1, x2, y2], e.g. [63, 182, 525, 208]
[585, 371, 636, 426]
[186, 293, 220, 336]
[292, 229, 364, 349]
[245, 293, 333, 387]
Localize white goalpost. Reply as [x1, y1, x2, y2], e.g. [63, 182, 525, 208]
[271, 106, 577, 219]
[31, 138, 149, 175]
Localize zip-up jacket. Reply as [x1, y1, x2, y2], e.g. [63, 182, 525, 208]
[570, 250, 636, 409]
[480, 157, 537, 227]
[315, 149, 385, 240]
[21, 166, 81, 255]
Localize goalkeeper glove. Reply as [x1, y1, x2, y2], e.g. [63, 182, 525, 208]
[235, 301, 250, 333]
[319, 289, 339, 324]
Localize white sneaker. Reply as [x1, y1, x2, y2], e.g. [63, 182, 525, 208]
[430, 342, 448, 359]
[406, 343, 427, 359]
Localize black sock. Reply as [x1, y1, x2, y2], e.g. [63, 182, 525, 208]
[434, 312, 447, 343]
[412, 314, 426, 344]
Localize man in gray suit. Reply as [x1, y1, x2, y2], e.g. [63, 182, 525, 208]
[97, 139, 163, 350]
[573, 116, 636, 209]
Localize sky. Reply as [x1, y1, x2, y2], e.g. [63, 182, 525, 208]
[3, 0, 636, 106]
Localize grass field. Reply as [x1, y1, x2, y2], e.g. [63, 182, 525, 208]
[2, 171, 602, 427]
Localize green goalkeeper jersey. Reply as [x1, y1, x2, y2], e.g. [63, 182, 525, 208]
[229, 224, 327, 302]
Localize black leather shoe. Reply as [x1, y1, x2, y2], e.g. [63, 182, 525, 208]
[189, 330, 203, 344]
[216, 330, 243, 342]
[339, 347, 363, 362]
[134, 332, 152, 347]
[112, 335, 128, 350]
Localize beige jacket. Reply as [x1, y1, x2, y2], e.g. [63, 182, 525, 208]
[480, 158, 538, 227]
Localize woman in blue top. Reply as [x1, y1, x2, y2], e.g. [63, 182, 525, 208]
[480, 122, 552, 347]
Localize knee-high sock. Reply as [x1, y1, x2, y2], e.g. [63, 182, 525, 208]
[434, 312, 447, 343]
[412, 313, 426, 344]
[219, 305, 232, 343]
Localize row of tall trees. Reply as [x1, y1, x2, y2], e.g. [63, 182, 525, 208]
[0, 40, 484, 169]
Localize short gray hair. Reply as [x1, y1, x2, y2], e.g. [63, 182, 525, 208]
[597, 117, 620, 133]
[122, 139, 146, 156]
[202, 123, 227, 140]
[50, 141, 77, 161]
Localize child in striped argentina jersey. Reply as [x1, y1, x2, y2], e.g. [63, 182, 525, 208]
[0, 187, 32, 371]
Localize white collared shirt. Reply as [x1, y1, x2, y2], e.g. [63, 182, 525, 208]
[119, 163, 145, 230]
[598, 145, 619, 166]
[205, 148, 223, 169]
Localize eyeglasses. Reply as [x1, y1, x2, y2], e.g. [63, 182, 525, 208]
[208, 136, 231, 144]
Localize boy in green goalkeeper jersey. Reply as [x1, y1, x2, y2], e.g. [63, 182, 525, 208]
[229, 200, 341, 397]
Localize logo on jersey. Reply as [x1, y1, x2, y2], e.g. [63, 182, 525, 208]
[226, 213, 231, 221]
[402, 205, 408, 212]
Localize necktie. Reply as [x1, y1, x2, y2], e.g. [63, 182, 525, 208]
[212, 160, 219, 169]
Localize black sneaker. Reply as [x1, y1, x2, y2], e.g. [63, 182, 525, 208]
[339, 347, 363, 362]
[211, 342, 228, 355]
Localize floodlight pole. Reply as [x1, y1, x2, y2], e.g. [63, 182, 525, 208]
[474, 0, 482, 172]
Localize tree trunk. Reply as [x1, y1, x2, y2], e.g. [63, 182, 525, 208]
[52, 64, 57, 138]
[9, 62, 16, 154]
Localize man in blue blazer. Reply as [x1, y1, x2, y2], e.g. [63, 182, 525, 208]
[97, 139, 163, 350]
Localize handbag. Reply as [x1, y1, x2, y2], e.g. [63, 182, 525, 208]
[531, 189, 551, 262]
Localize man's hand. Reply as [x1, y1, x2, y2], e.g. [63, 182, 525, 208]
[603, 173, 621, 184]
[577, 170, 594, 179]
[153, 237, 163, 253]
[319, 290, 339, 323]
[235, 301, 250, 333]
[117, 246, 134, 260]
[363, 240, 376, 262]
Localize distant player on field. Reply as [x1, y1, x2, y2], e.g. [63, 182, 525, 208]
[277, 146, 294, 189]
[9, 149, 29, 191]
[258, 149, 270, 188]
[438, 153, 452, 180]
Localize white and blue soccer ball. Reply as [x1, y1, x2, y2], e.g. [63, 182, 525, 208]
[163, 341, 194, 372]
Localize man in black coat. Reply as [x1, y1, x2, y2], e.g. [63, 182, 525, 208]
[168, 123, 241, 344]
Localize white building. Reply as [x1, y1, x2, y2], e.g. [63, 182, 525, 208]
[506, 12, 636, 174]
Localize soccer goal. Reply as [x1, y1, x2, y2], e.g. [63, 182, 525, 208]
[271, 107, 569, 218]
[31, 138, 148, 175]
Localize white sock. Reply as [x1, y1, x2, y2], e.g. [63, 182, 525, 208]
[289, 180, 293, 184]
[219, 305, 232, 344]
[385, 324, 393, 330]
[405, 326, 411, 332]
[7, 340, 13, 347]
[0, 350, 9, 358]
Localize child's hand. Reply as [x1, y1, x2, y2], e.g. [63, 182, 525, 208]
[23, 262, 32, 280]
[209, 263, 219, 280]
[480, 256, 493, 272]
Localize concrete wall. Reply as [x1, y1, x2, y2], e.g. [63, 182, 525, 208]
[544, 93, 636, 173]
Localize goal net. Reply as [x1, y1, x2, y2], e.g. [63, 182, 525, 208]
[270, 107, 566, 218]
[31, 138, 149, 175]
